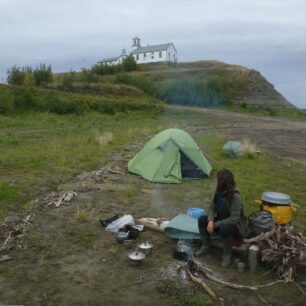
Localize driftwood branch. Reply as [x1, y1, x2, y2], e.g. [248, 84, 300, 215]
[187, 271, 223, 305]
[243, 227, 276, 244]
[0, 255, 12, 262]
[193, 259, 258, 291]
[109, 169, 125, 175]
[198, 266, 258, 291]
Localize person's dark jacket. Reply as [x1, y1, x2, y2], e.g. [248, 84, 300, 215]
[207, 191, 249, 237]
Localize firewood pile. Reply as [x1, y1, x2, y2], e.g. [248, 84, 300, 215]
[255, 225, 306, 281]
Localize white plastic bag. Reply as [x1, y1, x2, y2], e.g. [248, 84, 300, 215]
[106, 215, 134, 232]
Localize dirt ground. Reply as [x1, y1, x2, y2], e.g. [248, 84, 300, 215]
[173, 106, 306, 165]
[0, 107, 306, 306]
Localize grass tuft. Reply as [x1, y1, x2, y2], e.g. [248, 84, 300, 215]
[74, 209, 90, 223]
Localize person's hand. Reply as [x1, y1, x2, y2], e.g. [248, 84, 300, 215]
[207, 221, 214, 234]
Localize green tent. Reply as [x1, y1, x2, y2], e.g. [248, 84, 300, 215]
[128, 128, 212, 183]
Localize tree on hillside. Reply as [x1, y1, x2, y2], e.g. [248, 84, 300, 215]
[122, 55, 137, 72]
[33, 63, 53, 86]
[7, 66, 32, 85]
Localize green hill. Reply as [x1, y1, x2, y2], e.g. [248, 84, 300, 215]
[107, 61, 295, 110]
[2, 60, 296, 116]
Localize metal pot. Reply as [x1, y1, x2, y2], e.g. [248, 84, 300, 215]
[117, 231, 129, 243]
[127, 251, 145, 266]
[256, 192, 300, 224]
[138, 242, 153, 255]
[173, 244, 192, 261]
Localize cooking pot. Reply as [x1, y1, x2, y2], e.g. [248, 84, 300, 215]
[138, 242, 153, 255]
[255, 192, 299, 224]
[173, 244, 192, 261]
[127, 251, 145, 266]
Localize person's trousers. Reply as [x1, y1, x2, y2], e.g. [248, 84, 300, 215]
[198, 215, 238, 238]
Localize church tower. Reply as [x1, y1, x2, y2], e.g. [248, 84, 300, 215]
[132, 37, 141, 50]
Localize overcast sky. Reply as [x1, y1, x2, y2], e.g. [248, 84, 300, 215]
[1, 0, 305, 108]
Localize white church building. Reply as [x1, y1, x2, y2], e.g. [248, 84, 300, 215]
[99, 37, 177, 65]
[131, 37, 177, 64]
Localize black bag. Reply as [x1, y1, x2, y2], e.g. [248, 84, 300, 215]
[248, 210, 275, 236]
[99, 215, 120, 227]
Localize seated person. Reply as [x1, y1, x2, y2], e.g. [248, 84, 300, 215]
[196, 169, 248, 267]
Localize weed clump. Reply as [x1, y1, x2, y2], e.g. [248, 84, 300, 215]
[75, 209, 90, 223]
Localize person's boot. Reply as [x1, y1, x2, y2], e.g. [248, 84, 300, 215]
[195, 233, 210, 257]
[220, 237, 233, 268]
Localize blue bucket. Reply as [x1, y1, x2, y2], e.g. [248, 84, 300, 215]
[186, 208, 205, 219]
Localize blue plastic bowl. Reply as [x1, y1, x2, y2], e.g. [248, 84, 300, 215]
[186, 208, 205, 219]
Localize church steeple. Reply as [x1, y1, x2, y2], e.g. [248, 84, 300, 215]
[132, 37, 141, 50]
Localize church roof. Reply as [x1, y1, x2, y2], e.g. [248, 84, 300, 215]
[98, 54, 123, 63]
[131, 43, 176, 54]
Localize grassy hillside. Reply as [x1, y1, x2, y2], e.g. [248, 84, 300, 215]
[0, 83, 164, 115]
[106, 61, 296, 110]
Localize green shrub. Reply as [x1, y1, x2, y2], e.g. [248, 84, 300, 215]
[115, 73, 131, 84]
[33, 63, 53, 86]
[0, 90, 14, 114]
[61, 71, 77, 88]
[92, 63, 121, 76]
[91, 56, 137, 76]
[122, 55, 137, 72]
[7, 66, 32, 85]
[80, 68, 98, 83]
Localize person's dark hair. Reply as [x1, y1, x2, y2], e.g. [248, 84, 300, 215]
[216, 169, 236, 194]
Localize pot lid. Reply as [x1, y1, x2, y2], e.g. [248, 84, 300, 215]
[261, 192, 291, 205]
[128, 251, 145, 260]
[139, 242, 153, 249]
